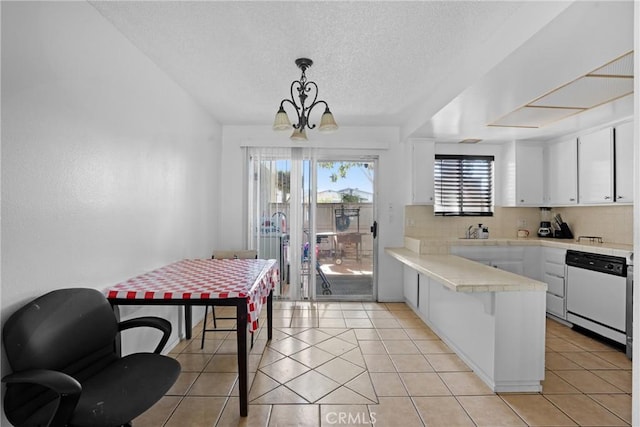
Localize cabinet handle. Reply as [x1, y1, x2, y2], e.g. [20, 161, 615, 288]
[520, 199, 525, 203]
[569, 198, 576, 202]
[604, 196, 611, 200]
[617, 195, 624, 200]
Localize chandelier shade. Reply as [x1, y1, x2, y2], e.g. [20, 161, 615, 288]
[318, 107, 338, 132]
[290, 128, 308, 141]
[273, 58, 338, 140]
[273, 106, 292, 131]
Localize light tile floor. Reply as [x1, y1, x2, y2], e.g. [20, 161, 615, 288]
[134, 301, 632, 426]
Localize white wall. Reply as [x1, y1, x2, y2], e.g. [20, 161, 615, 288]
[1, 3, 221, 420]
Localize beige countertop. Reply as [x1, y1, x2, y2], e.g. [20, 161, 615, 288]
[405, 237, 633, 260]
[386, 247, 548, 293]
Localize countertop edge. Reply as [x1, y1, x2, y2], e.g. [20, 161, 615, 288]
[386, 247, 548, 293]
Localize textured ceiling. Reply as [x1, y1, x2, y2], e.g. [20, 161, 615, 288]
[90, 1, 634, 142]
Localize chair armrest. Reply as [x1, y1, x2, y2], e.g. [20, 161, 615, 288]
[118, 316, 172, 354]
[3, 369, 81, 394]
[2, 369, 81, 427]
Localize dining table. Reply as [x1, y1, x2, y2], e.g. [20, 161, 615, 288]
[104, 257, 279, 417]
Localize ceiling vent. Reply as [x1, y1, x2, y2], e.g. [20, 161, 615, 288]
[488, 51, 634, 129]
[459, 138, 483, 144]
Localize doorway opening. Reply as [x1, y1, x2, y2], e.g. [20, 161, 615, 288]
[314, 160, 376, 301]
[248, 148, 377, 301]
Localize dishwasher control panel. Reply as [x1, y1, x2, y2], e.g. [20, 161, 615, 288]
[566, 250, 626, 276]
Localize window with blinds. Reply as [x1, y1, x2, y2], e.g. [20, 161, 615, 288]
[434, 155, 494, 216]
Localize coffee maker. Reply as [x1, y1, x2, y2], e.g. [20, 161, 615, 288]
[537, 208, 552, 237]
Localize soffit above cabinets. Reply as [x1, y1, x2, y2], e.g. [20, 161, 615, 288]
[489, 51, 634, 129]
[489, 106, 585, 129]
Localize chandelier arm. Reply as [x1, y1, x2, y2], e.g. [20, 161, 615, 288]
[297, 80, 318, 130]
[303, 81, 319, 110]
[288, 80, 307, 128]
[304, 99, 330, 130]
[290, 80, 303, 110]
[279, 98, 302, 129]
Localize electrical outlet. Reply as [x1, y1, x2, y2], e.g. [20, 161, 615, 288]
[517, 219, 527, 228]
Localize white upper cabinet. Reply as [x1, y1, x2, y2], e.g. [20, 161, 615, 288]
[502, 142, 544, 206]
[515, 144, 544, 206]
[411, 139, 435, 204]
[578, 127, 614, 204]
[545, 138, 578, 205]
[614, 121, 634, 203]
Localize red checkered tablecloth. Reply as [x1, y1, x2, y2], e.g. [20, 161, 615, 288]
[105, 258, 278, 332]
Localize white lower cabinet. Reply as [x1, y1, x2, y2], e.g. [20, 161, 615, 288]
[522, 247, 542, 281]
[400, 265, 546, 393]
[541, 247, 567, 319]
[545, 273, 565, 296]
[403, 265, 419, 308]
[453, 245, 568, 319]
[451, 246, 525, 275]
[546, 294, 565, 319]
[418, 273, 430, 318]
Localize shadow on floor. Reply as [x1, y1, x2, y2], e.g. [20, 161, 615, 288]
[316, 274, 373, 296]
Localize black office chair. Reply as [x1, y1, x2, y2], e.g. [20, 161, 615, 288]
[201, 250, 257, 349]
[2, 288, 181, 427]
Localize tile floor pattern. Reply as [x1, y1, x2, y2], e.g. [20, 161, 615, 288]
[134, 301, 632, 426]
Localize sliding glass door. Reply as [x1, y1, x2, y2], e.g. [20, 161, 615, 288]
[248, 148, 376, 301]
[248, 148, 310, 300]
[315, 158, 376, 300]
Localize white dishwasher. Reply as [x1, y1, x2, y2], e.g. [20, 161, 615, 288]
[565, 250, 628, 347]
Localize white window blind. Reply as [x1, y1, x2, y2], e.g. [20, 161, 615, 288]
[434, 155, 494, 216]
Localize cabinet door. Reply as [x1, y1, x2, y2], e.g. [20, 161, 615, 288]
[403, 265, 419, 308]
[522, 247, 542, 281]
[411, 140, 435, 204]
[516, 145, 544, 205]
[418, 273, 430, 318]
[615, 121, 634, 203]
[546, 293, 566, 319]
[544, 274, 565, 297]
[546, 138, 578, 205]
[542, 247, 566, 265]
[578, 127, 614, 204]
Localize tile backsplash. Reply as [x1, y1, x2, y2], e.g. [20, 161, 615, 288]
[405, 205, 633, 245]
[552, 205, 633, 245]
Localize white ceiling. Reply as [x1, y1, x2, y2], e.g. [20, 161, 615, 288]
[90, 1, 635, 144]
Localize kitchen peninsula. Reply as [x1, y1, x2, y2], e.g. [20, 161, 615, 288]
[386, 241, 548, 393]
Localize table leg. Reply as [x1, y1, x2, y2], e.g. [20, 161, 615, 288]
[184, 305, 192, 339]
[112, 305, 123, 357]
[236, 301, 249, 417]
[267, 290, 273, 341]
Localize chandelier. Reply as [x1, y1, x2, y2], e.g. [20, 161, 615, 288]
[273, 58, 338, 141]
